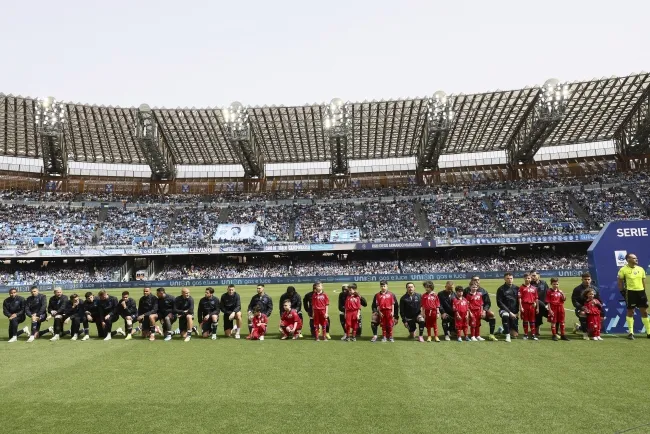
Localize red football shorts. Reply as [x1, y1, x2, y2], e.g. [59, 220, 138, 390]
[424, 310, 437, 328]
[521, 303, 536, 322]
[313, 309, 328, 328]
[548, 305, 565, 323]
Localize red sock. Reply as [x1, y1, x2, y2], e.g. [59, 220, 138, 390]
[523, 323, 529, 335]
[433, 324, 438, 336]
[531, 324, 537, 335]
[560, 322, 565, 335]
[426, 327, 431, 337]
[551, 323, 557, 335]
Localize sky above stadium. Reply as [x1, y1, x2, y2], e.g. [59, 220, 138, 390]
[1, 0, 647, 109]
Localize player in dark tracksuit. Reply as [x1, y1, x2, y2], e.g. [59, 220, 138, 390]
[531, 272, 550, 336]
[572, 272, 605, 334]
[3, 288, 28, 341]
[47, 288, 69, 340]
[175, 288, 196, 340]
[220, 286, 242, 338]
[63, 294, 85, 340]
[137, 287, 158, 338]
[97, 290, 121, 339]
[438, 281, 456, 339]
[338, 283, 367, 338]
[81, 292, 99, 339]
[247, 284, 273, 333]
[25, 286, 49, 340]
[116, 291, 139, 338]
[399, 283, 425, 340]
[155, 288, 176, 341]
[304, 289, 330, 337]
[496, 273, 520, 341]
[198, 287, 220, 338]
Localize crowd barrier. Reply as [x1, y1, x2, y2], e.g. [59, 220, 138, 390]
[0, 269, 586, 293]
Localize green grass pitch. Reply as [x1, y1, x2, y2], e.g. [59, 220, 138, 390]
[0, 278, 648, 434]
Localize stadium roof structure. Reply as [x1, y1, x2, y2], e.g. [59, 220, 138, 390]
[0, 72, 649, 170]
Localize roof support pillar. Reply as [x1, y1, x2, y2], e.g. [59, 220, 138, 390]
[224, 102, 264, 179]
[137, 104, 176, 180]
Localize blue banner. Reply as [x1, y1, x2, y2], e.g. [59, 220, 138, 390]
[440, 233, 597, 246]
[356, 241, 436, 250]
[588, 220, 650, 334]
[0, 269, 586, 293]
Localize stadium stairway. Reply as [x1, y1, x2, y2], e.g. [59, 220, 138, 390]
[218, 207, 231, 223]
[482, 196, 508, 233]
[413, 202, 430, 238]
[288, 215, 296, 241]
[93, 207, 108, 243]
[166, 208, 182, 237]
[565, 191, 597, 229]
[624, 188, 650, 216]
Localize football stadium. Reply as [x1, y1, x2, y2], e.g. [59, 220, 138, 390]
[2, 3, 650, 434]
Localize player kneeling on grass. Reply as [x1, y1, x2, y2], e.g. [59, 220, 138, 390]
[279, 300, 302, 340]
[63, 294, 85, 341]
[47, 287, 69, 341]
[3, 288, 29, 342]
[400, 282, 425, 342]
[175, 288, 197, 342]
[247, 307, 268, 341]
[137, 287, 159, 340]
[466, 284, 485, 341]
[546, 278, 569, 341]
[372, 280, 396, 343]
[221, 285, 243, 339]
[81, 292, 98, 341]
[98, 290, 126, 341]
[116, 291, 139, 341]
[25, 286, 50, 342]
[153, 288, 176, 342]
[518, 274, 539, 341]
[344, 286, 362, 341]
[452, 286, 469, 342]
[582, 289, 603, 341]
[198, 287, 220, 340]
[420, 281, 441, 342]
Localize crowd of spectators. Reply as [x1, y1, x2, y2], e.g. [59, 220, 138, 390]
[100, 208, 175, 246]
[400, 252, 588, 273]
[422, 197, 501, 237]
[293, 203, 361, 243]
[573, 188, 647, 228]
[491, 191, 585, 234]
[0, 260, 120, 285]
[226, 205, 293, 242]
[0, 204, 99, 247]
[360, 200, 420, 241]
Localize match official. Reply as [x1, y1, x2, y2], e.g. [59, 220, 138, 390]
[618, 253, 648, 339]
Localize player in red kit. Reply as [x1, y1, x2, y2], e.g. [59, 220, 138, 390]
[466, 284, 485, 341]
[344, 287, 362, 341]
[452, 286, 470, 342]
[582, 289, 604, 340]
[279, 300, 302, 340]
[421, 281, 441, 342]
[311, 281, 329, 341]
[546, 278, 570, 341]
[247, 306, 268, 341]
[518, 273, 539, 340]
[373, 280, 395, 342]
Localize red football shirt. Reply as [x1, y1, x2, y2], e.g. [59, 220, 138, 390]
[545, 289, 565, 307]
[518, 285, 538, 304]
[421, 292, 440, 310]
[452, 297, 469, 315]
[375, 291, 394, 311]
[281, 309, 300, 324]
[312, 292, 329, 311]
[345, 295, 361, 312]
[252, 314, 268, 327]
[466, 292, 483, 310]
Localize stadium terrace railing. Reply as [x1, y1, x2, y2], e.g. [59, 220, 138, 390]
[0, 269, 587, 293]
